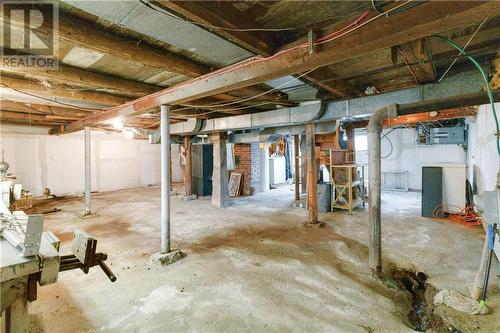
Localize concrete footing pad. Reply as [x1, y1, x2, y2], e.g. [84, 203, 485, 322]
[80, 212, 97, 219]
[303, 221, 325, 228]
[149, 250, 186, 268]
[182, 194, 198, 201]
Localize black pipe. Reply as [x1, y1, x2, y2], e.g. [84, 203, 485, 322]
[398, 90, 500, 116]
[480, 223, 497, 304]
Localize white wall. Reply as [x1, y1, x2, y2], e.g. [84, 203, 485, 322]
[0, 125, 162, 196]
[467, 102, 500, 194]
[357, 128, 466, 190]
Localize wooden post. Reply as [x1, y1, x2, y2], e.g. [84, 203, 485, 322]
[294, 135, 300, 202]
[346, 124, 356, 163]
[300, 134, 307, 195]
[306, 124, 318, 223]
[346, 124, 356, 153]
[183, 136, 192, 196]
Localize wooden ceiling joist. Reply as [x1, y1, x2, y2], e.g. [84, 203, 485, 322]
[1, 75, 130, 106]
[396, 38, 436, 84]
[7, 7, 293, 106]
[305, 69, 360, 100]
[0, 99, 97, 119]
[1, 62, 159, 98]
[156, 0, 277, 56]
[158, 0, 355, 99]
[49, 1, 499, 135]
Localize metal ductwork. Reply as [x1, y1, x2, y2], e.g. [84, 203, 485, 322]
[169, 102, 325, 136]
[154, 69, 487, 141]
[228, 121, 338, 144]
[150, 118, 203, 143]
[368, 90, 500, 274]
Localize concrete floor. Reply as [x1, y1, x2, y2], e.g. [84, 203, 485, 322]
[28, 185, 499, 332]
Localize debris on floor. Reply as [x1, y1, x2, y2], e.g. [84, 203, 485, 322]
[434, 289, 489, 315]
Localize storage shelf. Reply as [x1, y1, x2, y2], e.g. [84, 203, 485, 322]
[329, 156, 365, 215]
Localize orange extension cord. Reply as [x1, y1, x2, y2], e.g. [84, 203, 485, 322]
[432, 204, 482, 228]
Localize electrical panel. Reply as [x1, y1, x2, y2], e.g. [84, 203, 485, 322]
[416, 125, 467, 145]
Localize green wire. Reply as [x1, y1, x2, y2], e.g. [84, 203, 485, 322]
[430, 35, 500, 156]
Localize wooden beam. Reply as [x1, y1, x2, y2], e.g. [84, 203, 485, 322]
[0, 118, 66, 127]
[1, 63, 159, 97]
[156, 1, 276, 56]
[150, 0, 296, 106]
[158, 1, 355, 99]
[8, 9, 207, 77]
[50, 1, 500, 134]
[492, 51, 500, 89]
[1, 66, 290, 112]
[306, 68, 359, 99]
[0, 99, 96, 118]
[1, 75, 130, 106]
[307, 73, 358, 99]
[1, 111, 75, 122]
[345, 124, 356, 154]
[3, 8, 291, 106]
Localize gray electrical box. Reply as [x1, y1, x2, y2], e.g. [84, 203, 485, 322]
[429, 126, 466, 145]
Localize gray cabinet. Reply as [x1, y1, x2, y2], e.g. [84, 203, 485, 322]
[422, 166, 442, 217]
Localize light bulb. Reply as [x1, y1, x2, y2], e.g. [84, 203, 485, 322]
[112, 118, 123, 130]
[124, 130, 134, 139]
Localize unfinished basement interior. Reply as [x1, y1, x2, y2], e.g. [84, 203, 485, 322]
[1, 1, 500, 332]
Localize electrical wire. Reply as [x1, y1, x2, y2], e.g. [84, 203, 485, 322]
[397, 46, 421, 84]
[179, 68, 317, 109]
[437, 18, 488, 83]
[432, 203, 482, 228]
[102, 1, 414, 121]
[1, 84, 106, 112]
[381, 126, 404, 159]
[175, 101, 274, 113]
[10, 1, 416, 131]
[430, 34, 500, 157]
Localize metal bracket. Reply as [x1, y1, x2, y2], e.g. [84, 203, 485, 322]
[308, 29, 316, 55]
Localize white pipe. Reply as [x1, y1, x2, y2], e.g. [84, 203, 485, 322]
[161, 105, 171, 253]
[84, 127, 91, 215]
